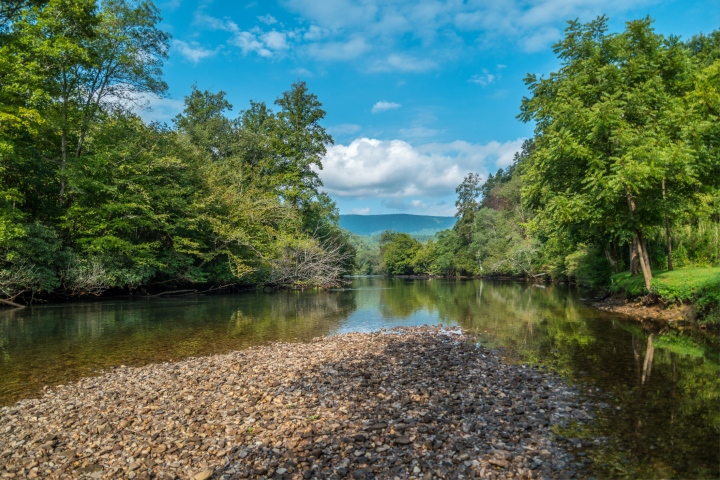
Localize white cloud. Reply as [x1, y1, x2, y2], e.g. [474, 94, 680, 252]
[317, 137, 525, 199]
[372, 101, 401, 113]
[194, 10, 239, 32]
[281, 0, 653, 59]
[172, 40, 221, 64]
[262, 31, 289, 51]
[349, 207, 372, 215]
[303, 25, 330, 41]
[134, 93, 185, 123]
[229, 29, 290, 58]
[231, 31, 272, 57]
[191, 0, 651, 68]
[469, 69, 496, 86]
[257, 14, 278, 25]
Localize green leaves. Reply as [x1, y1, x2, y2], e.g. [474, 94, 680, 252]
[520, 18, 716, 278]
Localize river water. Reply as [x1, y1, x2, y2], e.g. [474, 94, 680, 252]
[1, 278, 718, 478]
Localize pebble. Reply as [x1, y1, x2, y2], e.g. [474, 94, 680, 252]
[0, 326, 592, 479]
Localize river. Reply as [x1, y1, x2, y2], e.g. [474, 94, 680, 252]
[1, 277, 718, 478]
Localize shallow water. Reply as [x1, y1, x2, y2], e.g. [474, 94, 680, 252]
[1, 278, 718, 477]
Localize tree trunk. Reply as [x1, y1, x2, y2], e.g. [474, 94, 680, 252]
[605, 242, 619, 273]
[0, 298, 25, 308]
[636, 230, 653, 293]
[59, 123, 67, 204]
[662, 179, 673, 271]
[626, 189, 652, 292]
[630, 238, 640, 276]
[59, 74, 69, 204]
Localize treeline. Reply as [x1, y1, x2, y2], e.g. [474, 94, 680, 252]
[0, 0, 352, 303]
[372, 18, 720, 290]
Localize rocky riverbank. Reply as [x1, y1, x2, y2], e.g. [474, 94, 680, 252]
[0, 327, 595, 479]
[593, 294, 694, 323]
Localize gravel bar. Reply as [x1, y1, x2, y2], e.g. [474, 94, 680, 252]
[0, 326, 594, 479]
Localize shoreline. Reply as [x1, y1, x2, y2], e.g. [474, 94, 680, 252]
[592, 294, 709, 327]
[0, 327, 593, 479]
[3, 277, 710, 328]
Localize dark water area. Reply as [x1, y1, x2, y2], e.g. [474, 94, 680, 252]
[1, 278, 718, 478]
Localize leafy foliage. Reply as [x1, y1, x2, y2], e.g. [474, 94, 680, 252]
[0, 1, 349, 302]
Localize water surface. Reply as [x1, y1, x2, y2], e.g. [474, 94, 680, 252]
[1, 278, 717, 478]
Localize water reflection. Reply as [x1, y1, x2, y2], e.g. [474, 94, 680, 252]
[0, 291, 355, 405]
[0, 278, 717, 478]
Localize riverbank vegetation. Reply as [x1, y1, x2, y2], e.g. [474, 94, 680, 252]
[0, 0, 353, 304]
[365, 18, 719, 321]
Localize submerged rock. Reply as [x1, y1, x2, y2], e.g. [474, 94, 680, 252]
[0, 326, 592, 479]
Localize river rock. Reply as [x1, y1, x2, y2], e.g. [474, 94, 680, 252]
[0, 326, 592, 479]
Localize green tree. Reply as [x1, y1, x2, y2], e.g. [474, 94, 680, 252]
[454, 172, 482, 242]
[519, 17, 708, 292]
[15, 0, 169, 203]
[379, 231, 421, 275]
[271, 81, 333, 210]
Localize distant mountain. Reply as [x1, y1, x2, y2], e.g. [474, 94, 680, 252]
[339, 214, 456, 237]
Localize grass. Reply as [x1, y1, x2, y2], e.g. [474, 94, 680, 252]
[611, 267, 720, 301]
[611, 267, 720, 322]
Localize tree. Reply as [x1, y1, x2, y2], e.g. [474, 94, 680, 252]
[454, 172, 482, 242]
[15, 0, 169, 203]
[271, 81, 333, 208]
[379, 231, 421, 275]
[519, 17, 706, 292]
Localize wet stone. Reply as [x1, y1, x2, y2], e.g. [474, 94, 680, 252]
[0, 326, 592, 479]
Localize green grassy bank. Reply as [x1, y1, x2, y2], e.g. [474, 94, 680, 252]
[611, 267, 720, 323]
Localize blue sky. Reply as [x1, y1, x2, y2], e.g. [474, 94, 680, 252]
[144, 0, 719, 216]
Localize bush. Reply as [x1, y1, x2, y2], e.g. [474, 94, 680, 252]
[565, 246, 613, 288]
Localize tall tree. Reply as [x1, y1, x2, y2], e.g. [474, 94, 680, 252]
[454, 172, 482, 242]
[15, 0, 169, 203]
[519, 17, 705, 292]
[272, 81, 333, 208]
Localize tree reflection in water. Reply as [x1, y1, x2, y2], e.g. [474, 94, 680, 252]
[0, 277, 717, 477]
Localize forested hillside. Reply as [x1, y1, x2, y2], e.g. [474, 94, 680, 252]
[0, 0, 352, 304]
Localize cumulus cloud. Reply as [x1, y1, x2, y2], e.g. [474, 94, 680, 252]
[282, 0, 650, 56]
[317, 137, 525, 199]
[194, 10, 292, 58]
[172, 40, 221, 63]
[372, 101, 401, 113]
[190, 0, 650, 69]
[230, 29, 291, 57]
